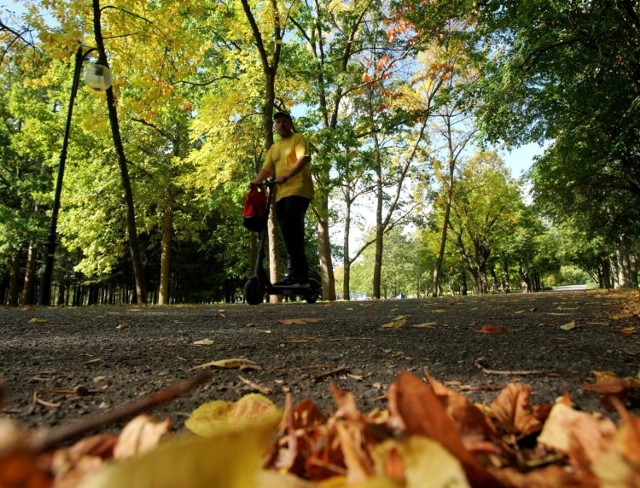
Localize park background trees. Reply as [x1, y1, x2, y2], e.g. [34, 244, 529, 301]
[1, 0, 638, 305]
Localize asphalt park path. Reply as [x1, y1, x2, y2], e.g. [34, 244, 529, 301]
[1, 290, 638, 436]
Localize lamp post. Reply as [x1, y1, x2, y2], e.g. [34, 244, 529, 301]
[38, 46, 112, 306]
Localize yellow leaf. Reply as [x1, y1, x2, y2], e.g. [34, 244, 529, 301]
[370, 436, 470, 488]
[380, 315, 410, 329]
[412, 322, 437, 328]
[192, 339, 214, 346]
[257, 470, 318, 487]
[191, 358, 260, 370]
[616, 327, 636, 335]
[185, 394, 281, 438]
[559, 321, 576, 331]
[78, 417, 277, 488]
[28, 317, 48, 324]
[611, 313, 635, 320]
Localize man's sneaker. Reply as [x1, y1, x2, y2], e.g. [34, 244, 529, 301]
[273, 276, 297, 287]
[273, 276, 310, 288]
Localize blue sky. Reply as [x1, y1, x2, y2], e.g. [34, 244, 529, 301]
[501, 142, 546, 178]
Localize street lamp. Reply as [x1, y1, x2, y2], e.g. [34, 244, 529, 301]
[38, 46, 112, 306]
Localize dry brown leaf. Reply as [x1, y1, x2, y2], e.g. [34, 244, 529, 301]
[490, 383, 543, 437]
[492, 465, 595, 488]
[278, 318, 323, 325]
[394, 372, 503, 487]
[113, 414, 172, 460]
[0, 451, 52, 488]
[0, 418, 28, 457]
[537, 402, 616, 464]
[116, 322, 129, 330]
[583, 371, 640, 409]
[426, 375, 500, 454]
[190, 358, 260, 370]
[472, 325, 509, 334]
[51, 433, 118, 487]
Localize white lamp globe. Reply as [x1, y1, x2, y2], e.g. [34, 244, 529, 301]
[85, 63, 112, 91]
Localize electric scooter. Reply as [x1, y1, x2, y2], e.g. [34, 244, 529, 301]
[243, 180, 321, 305]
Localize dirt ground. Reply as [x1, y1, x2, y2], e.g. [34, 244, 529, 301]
[1, 290, 639, 439]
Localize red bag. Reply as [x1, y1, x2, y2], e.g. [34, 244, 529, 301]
[243, 183, 267, 232]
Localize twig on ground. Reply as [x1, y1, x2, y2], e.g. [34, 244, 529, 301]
[474, 359, 559, 377]
[27, 371, 213, 453]
[32, 391, 61, 408]
[312, 367, 350, 383]
[238, 375, 272, 394]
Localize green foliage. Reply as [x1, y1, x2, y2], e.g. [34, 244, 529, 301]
[3, 0, 637, 304]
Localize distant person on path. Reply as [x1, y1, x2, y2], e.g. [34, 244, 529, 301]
[252, 111, 314, 288]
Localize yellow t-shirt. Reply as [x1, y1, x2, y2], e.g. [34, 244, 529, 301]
[262, 133, 315, 202]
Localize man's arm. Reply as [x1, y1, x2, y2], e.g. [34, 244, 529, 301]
[252, 168, 272, 185]
[275, 155, 311, 183]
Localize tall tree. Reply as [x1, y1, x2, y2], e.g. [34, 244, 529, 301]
[475, 0, 640, 286]
[447, 151, 522, 294]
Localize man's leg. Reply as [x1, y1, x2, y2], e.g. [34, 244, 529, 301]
[276, 196, 310, 284]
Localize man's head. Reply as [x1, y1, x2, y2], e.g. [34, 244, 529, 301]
[274, 111, 293, 138]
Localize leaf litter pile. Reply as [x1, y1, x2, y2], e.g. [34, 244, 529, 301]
[2, 367, 640, 487]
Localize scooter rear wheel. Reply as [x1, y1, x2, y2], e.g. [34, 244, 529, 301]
[304, 279, 321, 304]
[244, 277, 264, 305]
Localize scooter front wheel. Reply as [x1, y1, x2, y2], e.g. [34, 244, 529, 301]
[244, 277, 264, 305]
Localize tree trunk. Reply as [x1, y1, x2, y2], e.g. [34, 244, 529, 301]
[342, 197, 352, 300]
[615, 238, 638, 288]
[21, 242, 37, 305]
[317, 204, 336, 300]
[7, 251, 21, 306]
[158, 208, 173, 305]
[502, 258, 511, 293]
[372, 133, 384, 299]
[93, 0, 147, 304]
[433, 156, 455, 297]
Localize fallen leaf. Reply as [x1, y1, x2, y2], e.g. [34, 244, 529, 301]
[185, 393, 281, 438]
[191, 358, 260, 370]
[277, 318, 323, 325]
[372, 436, 470, 488]
[79, 413, 277, 488]
[610, 313, 636, 320]
[583, 371, 640, 409]
[113, 414, 172, 460]
[537, 402, 616, 463]
[28, 318, 48, 324]
[490, 383, 543, 437]
[116, 322, 129, 330]
[392, 371, 501, 487]
[411, 322, 437, 328]
[472, 325, 509, 334]
[616, 327, 636, 335]
[559, 321, 576, 331]
[192, 339, 214, 346]
[380, 316, 410, 329]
